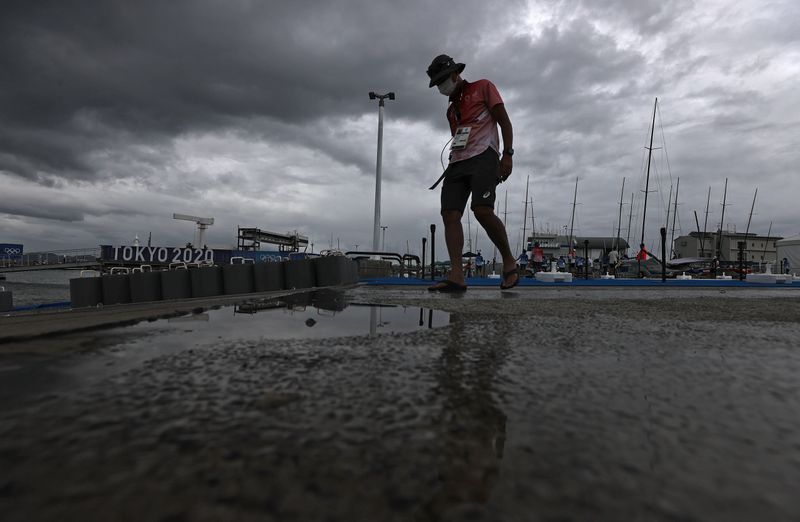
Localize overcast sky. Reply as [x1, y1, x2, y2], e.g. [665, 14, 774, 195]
[2, 0, 799, 258]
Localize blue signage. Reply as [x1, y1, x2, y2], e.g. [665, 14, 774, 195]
[0, 243, 23, 259]
[100, 245, 290, 265]
[101, 245, 218, 265]
[231, 250, 290, 263]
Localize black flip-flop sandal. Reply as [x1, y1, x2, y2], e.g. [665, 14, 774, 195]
[428, 279, 468, 293]
[500, 270, 519, 290]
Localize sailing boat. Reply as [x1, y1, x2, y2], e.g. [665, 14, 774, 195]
[617, 98, 676, 278]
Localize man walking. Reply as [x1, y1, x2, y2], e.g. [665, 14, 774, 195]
[475, 250, 485, 277]
[426, 54, 518, 292]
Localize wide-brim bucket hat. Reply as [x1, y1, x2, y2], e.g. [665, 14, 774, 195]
[427, 54, 466, 88]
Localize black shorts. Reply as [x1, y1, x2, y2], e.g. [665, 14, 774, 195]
[440, 147, 500, 214]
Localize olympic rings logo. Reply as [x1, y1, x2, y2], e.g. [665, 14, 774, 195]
[2, 248, 22, 254]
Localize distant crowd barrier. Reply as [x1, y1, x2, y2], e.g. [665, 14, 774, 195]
[69, 256, 359, 308]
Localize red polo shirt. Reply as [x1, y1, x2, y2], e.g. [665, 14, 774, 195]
[446, 79, 504, 164]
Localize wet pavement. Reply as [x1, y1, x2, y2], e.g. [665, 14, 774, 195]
[1, 286, 800, 521]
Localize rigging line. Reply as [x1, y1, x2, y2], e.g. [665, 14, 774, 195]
[656, 102, 674, 188]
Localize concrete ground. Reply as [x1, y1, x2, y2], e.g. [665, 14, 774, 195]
[1, 285, 799, 521]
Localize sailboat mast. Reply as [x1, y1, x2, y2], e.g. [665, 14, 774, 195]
[530, 198, 535, 244]
[626, 192, 634, 253]
[615, 177, 626, 253]
[568, 177, 578, 258]
[669, 177, 680, 259]
[745, 187, 758, 238]
[761, 221, 773, 261]
[640, 97, 658, 249]
[663, 183, 673, 259]
[503, 190, 508, 227]
[702, 186, 711, 258]
[466, 211, 473, 253]
[716, 178, 728, 259]
[491, 200, 499, 270]
[665, 184, 673, 231]
[694, 211, 702, 257]
[521, 175, 530, 253]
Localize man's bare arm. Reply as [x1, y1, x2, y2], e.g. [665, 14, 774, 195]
[491, 103, 513, 180]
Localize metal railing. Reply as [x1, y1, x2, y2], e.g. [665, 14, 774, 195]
[0, 247, 102, 270]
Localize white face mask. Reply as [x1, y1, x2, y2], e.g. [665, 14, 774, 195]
[437, 76, 456, 96]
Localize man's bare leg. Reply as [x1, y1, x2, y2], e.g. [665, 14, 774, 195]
[442, 210, 465, 285]
[473, 206, 517, 283]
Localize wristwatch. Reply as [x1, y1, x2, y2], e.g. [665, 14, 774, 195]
[503, 148, 514, 156]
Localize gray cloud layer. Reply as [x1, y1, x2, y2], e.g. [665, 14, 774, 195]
[2, 0, 799, 253]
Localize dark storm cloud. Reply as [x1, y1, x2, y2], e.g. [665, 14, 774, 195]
[469, 21, 648, 181]
[0, 0, 522, 183]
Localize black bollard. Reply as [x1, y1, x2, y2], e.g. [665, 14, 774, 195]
[421, 237, 427, 280]
[0, 287, 12, 312]
[102, 271, 132, 305]
[161, 267, 192, 300]
[660, 227, 667, 282]
[430, 224, 436, 280]
[69, 273, 103, 308]
[583, 239, 589, 279]
[254, 260, 285, 291]
[284, 258, 316, 289]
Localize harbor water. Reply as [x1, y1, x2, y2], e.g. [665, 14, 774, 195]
[0, 269, 73, 306]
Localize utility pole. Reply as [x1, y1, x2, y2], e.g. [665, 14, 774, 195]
[368, 91, 395, 257]
[380, 225, 388, 251]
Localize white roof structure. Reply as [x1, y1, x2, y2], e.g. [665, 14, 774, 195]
[775, 234, 800, 272]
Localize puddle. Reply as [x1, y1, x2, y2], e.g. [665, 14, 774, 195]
[0, 290, 450, 408]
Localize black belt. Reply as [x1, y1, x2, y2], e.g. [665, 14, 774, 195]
[429, 171, 447, 190]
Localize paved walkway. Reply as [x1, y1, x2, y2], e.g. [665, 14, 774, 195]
[1, 286, 799, 521]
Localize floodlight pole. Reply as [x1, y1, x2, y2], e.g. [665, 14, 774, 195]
[369, 91, 395, 258]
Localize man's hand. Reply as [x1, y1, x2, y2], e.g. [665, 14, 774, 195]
[490, 102, 513, 182]
[499, 153, 513, 181]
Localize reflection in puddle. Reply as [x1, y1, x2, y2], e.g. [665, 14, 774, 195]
[159, 289, 450, 340]
[0, 290, 449, 407]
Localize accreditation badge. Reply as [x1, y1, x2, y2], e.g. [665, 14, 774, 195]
[450, 126, 471, 150]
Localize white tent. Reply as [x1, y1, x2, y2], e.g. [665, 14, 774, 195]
[775, 235, 800, 274]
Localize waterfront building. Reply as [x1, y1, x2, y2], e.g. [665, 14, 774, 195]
[672, 231, 782, 263]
